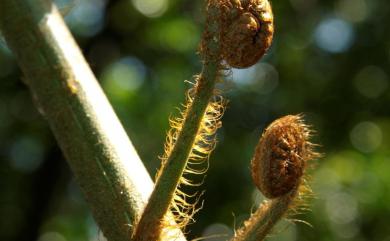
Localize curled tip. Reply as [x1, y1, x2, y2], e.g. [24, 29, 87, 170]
[202, 0, 274, 68]
[251, 115, 318, 199]
[216, 0, 274, 68]
[222, 0, 274, 68]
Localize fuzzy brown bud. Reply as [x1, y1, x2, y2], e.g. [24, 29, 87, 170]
[218, 0, 274, 68]
[251, 115, 315, 199]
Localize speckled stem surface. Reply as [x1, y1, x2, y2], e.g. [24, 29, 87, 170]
[0, 1, 185, 240]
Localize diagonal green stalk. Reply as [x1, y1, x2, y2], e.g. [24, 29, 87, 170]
[133, 14, 222, 239]
[133, 63, 220, 240]
[0, 1, 186, 241]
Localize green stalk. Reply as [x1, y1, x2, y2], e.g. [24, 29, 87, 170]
[0, 1, 185, 241]
[133, 16, 221, 239]
[133, 63, 219, 240]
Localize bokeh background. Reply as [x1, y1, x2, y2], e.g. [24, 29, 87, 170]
[1, 0, 390, 240]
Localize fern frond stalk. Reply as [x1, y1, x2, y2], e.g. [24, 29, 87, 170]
[133, 63, 223, 241]
[132, 0, 225, 238]
[161, 92, 225, 229]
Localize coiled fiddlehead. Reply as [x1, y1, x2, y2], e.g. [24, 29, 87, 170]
[251, 115, 314, 198]
[233, 115, 319, 241]
[203, 0, 274, 68]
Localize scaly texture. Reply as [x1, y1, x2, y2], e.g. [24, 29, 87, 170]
[233, 115, 319, 241]
[203, 0, 274, 68]
[251, 115, 314, 198]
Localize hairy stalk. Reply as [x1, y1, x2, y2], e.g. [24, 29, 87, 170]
[0, 1, 186, 241]
[233, 115, 319, 241]
[160, 92, 225, 229]
[133, 62, 222, 241]
[132, 1, 225, 239]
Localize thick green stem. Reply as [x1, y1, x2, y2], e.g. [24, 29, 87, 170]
[0, 1, 185, 241]
[232, 188, 298, 241]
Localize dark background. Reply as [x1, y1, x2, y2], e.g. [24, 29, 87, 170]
[1, 0, 390, 240]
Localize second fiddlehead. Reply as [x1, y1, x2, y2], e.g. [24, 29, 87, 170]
[233, 115, 320, 241]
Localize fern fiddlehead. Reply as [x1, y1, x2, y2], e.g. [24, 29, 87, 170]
[233, 115, 320, 241]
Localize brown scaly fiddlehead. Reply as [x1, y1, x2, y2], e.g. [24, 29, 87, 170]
[204, 0, 274, 68]
[233, 115, 320, 241]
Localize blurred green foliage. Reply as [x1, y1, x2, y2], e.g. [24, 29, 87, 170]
[1, 0, 390, 240]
